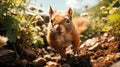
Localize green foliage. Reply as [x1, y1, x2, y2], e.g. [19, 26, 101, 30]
[0, 0, 45, 47]
[81, 0, 120, 40]
[89, 0, 115, 18]
[107, 7, 120, 37]
[0, 0, 23, 42]
[6, 29, 18, 42]
[107, 12, 120, 23]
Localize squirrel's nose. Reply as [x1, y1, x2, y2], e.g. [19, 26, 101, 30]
[54, 25, 61, 31]
[56, 25, 61, 31]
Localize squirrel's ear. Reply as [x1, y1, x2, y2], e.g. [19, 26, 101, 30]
[49, 6, 54, 17]
[67, 8, 72, 16]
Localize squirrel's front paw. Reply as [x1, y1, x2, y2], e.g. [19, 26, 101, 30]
[73, 49, 80, 54]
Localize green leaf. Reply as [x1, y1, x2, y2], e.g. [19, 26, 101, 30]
[6, 29, 18, 42]
[102, 10, 108, 14]
[102, 25, 112, 32]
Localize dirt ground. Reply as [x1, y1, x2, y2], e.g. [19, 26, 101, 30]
[0, 33, 120, 67]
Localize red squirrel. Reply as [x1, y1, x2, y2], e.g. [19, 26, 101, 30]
[46, 6, 90, 56]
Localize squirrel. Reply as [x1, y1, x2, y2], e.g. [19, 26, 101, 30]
[46, 6, 90, 56]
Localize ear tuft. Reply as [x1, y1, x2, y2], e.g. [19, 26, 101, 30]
[68, 8, 72, 16]
[49, 6, 54, 17]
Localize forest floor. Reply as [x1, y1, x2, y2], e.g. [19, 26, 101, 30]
[0, 33, 120, 67]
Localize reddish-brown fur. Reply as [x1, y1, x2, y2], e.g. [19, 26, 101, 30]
[46, 6, 89, 56]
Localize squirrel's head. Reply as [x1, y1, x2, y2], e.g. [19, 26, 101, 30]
[49, 6, 74, 35]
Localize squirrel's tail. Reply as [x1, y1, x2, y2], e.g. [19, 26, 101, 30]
[72, 17, 90, 34]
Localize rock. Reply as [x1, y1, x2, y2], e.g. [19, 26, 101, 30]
[22, 59, 28, 67]
[0, 49, 16, 63]
[62, 63, 71, 67]
[45, 61, 60, 67]
[108, 36, 115, 42]
[51, 55, 61, 62]
[44, 54, 51, 61]
[103, 33, 108, 37]
[88, 43, 100, 51]
[93, 53, 120, 67]
[46, 46, 53, 50]
[80, 43, 86, 49]
[65, 45, 74, 55]
[80, 37, 99, 48]
[110, 61, 120, 67]
[42, 48, 48, 54]
[23, 48, 36, 60]
[36, 48, 42, 55]
[33, 57, 46, 67]
[116, 53, 120, 57]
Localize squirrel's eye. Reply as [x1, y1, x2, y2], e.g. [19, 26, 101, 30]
[66, 19, 71, 24]
[51, 20, 53, 23]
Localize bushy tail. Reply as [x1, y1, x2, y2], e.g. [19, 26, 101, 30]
[72, 17, 90, 34]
